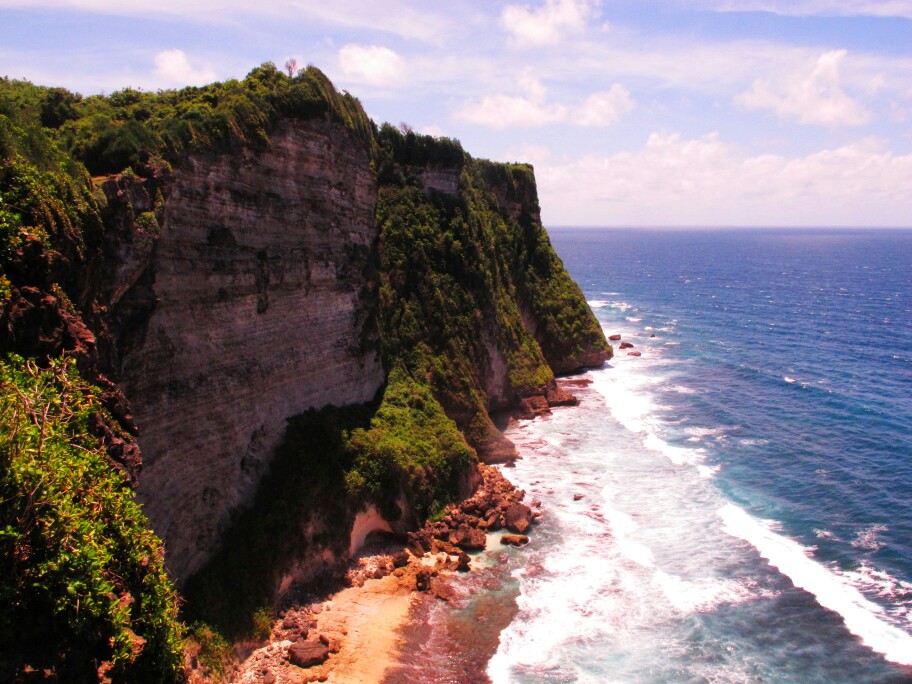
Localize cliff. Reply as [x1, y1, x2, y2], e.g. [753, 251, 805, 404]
[104, 118, 384, 581]
[0, 65, 610, 676]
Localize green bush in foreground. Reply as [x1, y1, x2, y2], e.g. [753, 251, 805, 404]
[0, 354, 182, 682]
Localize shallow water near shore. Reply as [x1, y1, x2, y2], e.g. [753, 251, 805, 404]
[393, 229, 912, 683]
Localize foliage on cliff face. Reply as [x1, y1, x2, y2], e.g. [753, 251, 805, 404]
[373, 124, 607, 448]
[3, 63, 373, 179]
[0, 355, 182, 682]
[1, 68, 609, 656]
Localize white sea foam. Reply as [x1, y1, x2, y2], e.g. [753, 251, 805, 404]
[587, 299, 609, 309]
[644, 433, 705, 466]
[719, 504, 912, 666]
[851, 524, 889, 551]
[839, 562, 912, 626]
[665, 383, 698, 395]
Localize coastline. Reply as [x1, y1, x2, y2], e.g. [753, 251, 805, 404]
[229, 376, 590, 683]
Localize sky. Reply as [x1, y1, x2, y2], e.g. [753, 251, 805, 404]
[2, 0, 911, 227]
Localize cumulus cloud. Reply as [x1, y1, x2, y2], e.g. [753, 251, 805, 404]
[337, 44, 405, 86]
[574, 85, 635, 126]
[532, 133, 912, 226]
[735, 50, 872, 126]
[153, 49, 216, 87]
[456, 74, 633, 129]
[501, 0, 598, 46]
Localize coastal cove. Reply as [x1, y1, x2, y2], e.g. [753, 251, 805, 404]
[251, 227, 912, 683]
[2, 63, 911, 683]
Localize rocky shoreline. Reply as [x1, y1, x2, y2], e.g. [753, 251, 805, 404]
[214, 377, 595, 683]
[220, 463, 540, 683]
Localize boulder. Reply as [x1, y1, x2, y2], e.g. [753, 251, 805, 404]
[287, 637, 329, 668]
[627, 351, 641, 357]
[450, 524, 486, 551]
[619, 341, 634, 349]
[504, 503, 533, 534]
[500, 534, 530, 546]
[456, 551, 471, 572]
[573, 493, 585, 501]
[609, 333, 622, 341]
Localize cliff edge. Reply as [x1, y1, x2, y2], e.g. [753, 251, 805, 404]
[0, 64, 610, 676]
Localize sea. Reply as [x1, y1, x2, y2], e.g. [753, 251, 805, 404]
[386, 228, 912, 684]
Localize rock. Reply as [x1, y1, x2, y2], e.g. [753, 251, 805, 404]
[319, 631, 343, 654]
[573, 493, 585, 501]
[456, 551, 471, 572]
[619, 341, 634, 349]
[609, 333, 622, 341]
[650, 333, 656, 338]
[518, 394, 550, 418]
[287, 637, 330, 668]
[500, 534, 530, 546]
[504, 503, 533, 534]
[391, 550, 410, 568]
[415, 569, 435, 592]
[627, 351, 641, 357]
[545, 381, 578, 408]
[450, 524, 486, 551]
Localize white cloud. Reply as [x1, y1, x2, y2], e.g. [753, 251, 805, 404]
[456, 71, 633, 129]
[337, 44, 405, 87]
[501, 0, 598, 46]
[704, 0, 912, 19]
[735, 50, 872, 126]
[531, 133, 912, 226]
[575, 84, 635, 126]
[0, 0, 452, 42]
[153, 49, 216, 87]
[418, 123, 447, 137]
[456, 94, 568, 128]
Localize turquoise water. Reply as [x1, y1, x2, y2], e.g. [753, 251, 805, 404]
[488, 228, 912, 682]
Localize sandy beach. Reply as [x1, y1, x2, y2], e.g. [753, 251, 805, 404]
[232, 557, 426, 683]
[227, 458, 540, 683]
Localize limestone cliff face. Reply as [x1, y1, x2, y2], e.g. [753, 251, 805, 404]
[109, 119, 383, 581]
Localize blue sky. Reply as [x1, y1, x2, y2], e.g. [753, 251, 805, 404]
[2, 0, 911, 227]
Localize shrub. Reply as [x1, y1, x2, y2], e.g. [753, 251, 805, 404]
[0, 354, 183, 681]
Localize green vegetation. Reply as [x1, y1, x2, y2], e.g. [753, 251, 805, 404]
[184, 366, 473, 636]
[3, 63, 372, 179]
[1, 66, 608, 670]
[0, 355, 182, 681]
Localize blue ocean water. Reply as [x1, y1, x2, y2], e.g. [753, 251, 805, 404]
[485, 229, 912, 682]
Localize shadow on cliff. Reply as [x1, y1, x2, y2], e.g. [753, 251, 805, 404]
[181, 401, 376, 638]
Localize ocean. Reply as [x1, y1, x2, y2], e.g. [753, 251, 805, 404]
[389, 228, 912, 684]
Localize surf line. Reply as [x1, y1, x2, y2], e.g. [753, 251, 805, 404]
[719, 504, 912, 666]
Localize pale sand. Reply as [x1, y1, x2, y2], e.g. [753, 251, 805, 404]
[233, 562, 425, 683]
[318, 572, 416, 683]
